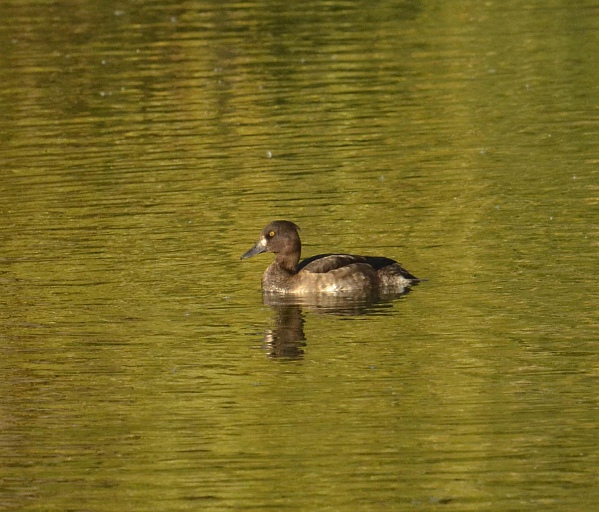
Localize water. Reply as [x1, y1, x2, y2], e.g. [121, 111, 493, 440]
[1, 0, 598, 510]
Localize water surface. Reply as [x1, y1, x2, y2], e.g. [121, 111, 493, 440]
[1, 1, 597, 511]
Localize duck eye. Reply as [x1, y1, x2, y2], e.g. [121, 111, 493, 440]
[268, 231, 276, 237]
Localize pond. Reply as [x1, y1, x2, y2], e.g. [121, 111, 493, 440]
[1, 0, 597, 510]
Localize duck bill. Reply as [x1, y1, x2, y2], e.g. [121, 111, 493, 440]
[241, 239, 267, 260]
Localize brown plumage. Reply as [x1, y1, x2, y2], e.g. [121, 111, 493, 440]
[241, 220, 418, 295]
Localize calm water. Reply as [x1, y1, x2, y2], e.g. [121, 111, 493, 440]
[1, 0, 598, 510]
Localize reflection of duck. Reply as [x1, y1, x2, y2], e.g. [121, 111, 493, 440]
[262, 290, 406, 315]
[241, 220, 420, 296]
[264, 305, 306, 360]
[262, 290, 412, 359]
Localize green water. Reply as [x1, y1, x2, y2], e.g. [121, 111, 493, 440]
[1, 0, 597, 510]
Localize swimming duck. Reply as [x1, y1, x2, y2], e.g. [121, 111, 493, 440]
[241, 220, 419, 295]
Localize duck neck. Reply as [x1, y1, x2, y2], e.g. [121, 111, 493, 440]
[274, 233, 301, 274]
[274, 249, 300, 274]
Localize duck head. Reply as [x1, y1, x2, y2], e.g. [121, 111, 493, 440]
[241, 220, 301, 270]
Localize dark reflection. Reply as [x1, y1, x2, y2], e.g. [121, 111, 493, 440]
[262, 287, 413, 360]
[263, 304, 306, 360]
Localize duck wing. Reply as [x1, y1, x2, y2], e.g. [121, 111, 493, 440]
[298, 254, 367, 274]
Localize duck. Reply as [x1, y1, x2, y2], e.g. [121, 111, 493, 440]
[241, 220, 419, 295]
